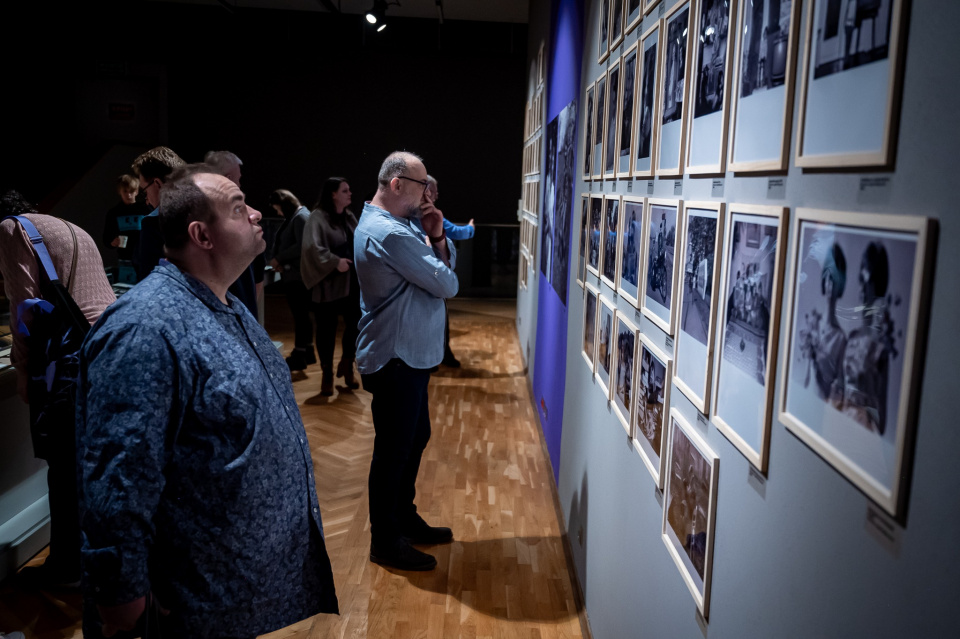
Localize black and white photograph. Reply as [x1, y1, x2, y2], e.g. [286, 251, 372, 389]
[601, 196, 621, 288]
[611, 0, 625, 49]
[739, 0, 793, 98]
[587, 195, 604, 276]
[693, 0, 731, 119]
[634, 24, 660, 175]
[582, 284, 600, 370]
[812, 0, 892, 80]
[594, 74, 607, 177]
[596, 297, 616, 396]
[613, 315, 638, 435]
[627, 0, 643, 34]
[618, 45, 638, 176]
[599, 0, 611, 62]
[604, 61, 622, 177]
[634, 335, 672, 487]
[551, 100, 577, 305]
[578, 195, 590, 286]
[618, 197, 644, 305]
[540, 116, 558, 279]
[780, 209, 934, 518]
[674, 205, 723, 412]
[661, 4, 690, 126]
[714, 207, 785, 471]
[662, 409, 718, 616]
[583, 83, 595, 180]
[642, 201, 679, 332]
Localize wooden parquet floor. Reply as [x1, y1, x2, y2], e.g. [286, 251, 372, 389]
[0, 298, 586, 639]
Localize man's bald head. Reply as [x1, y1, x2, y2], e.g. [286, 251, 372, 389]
[377, 151, 424, 189]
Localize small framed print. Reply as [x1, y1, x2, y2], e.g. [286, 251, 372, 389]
[596, 296, 617, 398]
[655, 1, 693, 177]
[593, 72, 608, 179]
[633, 20, 663, 179]
[599, 0, 612, 63]
[685, 0, 737, 175]
[582, 283, 601, 371]
[643, 0, 659, 16]
[600, 195, 621, 290]
[633, 333, 673, 488]
[795, 0, 909, 168]
[626, 0, 643, 34]
[613, 313, 640, 436]
[779, 208, 936, 520]
[604, 59, 623, 179]
[662, 408, 719, 619]
[673, 202, 726, 414]
[712, 205, 787, 472]
[611, 0, 626, 50]
[617, 196, 646, 308]
[728, 0, 802, 173]
[641, 198, 684, 335]
[583, 82, 596, 181]
[586, 194, 605, 277]
[577, 194, 591, 288]
[617, 43, 640, 177]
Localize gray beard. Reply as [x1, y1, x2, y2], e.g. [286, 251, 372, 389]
[405, 203, 423, 219]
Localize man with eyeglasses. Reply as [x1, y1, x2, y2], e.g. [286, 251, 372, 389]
[354, 151, 458, 571]
[132, 146, 185, 281]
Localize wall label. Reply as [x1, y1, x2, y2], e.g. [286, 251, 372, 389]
[659, 2, 666, 17]
[654, 486, 664, 506]
[857, 175, 892, 204]
[767, 177, 786, 199]
[697, 412, 708, 427]
[674, 180, 683, 195]
[647, 180, 654, 194]
[665, 335, 674, 349]
[627, 181, 633, 192]
[748, 465, 767, 498]
[865, 504, 902, 557]
[711, 178, 725, 197]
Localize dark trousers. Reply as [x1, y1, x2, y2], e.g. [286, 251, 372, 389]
[47, 445, 81, 576]
[284, 279, 315, 349]
[443, 302, 455, 361]
[313, 293, 360, 373]
[362, 360, 432, 547]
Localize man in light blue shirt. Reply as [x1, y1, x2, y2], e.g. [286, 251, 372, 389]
[355, 151, 458, 571]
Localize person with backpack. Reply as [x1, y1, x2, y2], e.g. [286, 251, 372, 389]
[0, 190, 115, 589]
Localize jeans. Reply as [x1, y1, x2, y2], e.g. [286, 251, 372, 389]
[313, 292, 360, 373]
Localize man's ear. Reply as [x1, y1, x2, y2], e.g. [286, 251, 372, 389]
[390, 177, 402, 194]
[187, 220, 214, 249]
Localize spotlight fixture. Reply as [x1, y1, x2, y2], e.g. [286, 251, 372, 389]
[365, 0, 399, 30]
[377, 24, 387, 32]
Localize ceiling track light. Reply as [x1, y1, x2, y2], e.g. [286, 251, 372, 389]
[365, 0, 400, 29]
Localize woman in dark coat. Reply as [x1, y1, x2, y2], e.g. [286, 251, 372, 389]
[268, 189, 314, 371]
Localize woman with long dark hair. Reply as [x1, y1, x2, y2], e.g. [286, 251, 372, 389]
[268, 189, 314, 371]
[301, 177, 361, 395]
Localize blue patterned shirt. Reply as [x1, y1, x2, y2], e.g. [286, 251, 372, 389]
[76, 262, 337, 638]
[354, 203, 459, 374]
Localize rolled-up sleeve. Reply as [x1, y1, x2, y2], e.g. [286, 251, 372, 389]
[382, 232, 458, 299]
[77, 323, 177, 606]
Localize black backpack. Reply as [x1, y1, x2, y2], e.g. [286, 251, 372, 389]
[3, 215, 91, 460]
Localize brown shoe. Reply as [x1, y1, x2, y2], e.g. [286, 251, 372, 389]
[320, 372, 334, 396]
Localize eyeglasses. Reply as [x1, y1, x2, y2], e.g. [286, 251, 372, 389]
[396, 175, 429, 194]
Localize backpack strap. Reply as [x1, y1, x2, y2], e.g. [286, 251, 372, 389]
[2, 215, 62, 284]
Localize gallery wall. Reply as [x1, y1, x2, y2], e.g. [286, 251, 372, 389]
[517, 0, 960, 637]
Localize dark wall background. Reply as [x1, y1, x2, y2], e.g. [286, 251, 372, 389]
[2, 1, 527, 225]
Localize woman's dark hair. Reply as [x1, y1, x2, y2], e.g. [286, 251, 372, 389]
[861, 241, 890, 298]
[314, 177, 348, 213]
[0, 189, 38, 216]
[268, 189, 302, 217]
[821, 242, 847, 298]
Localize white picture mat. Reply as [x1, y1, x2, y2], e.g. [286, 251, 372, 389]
[687, 110, 724, 169]
[731, 87, 786, 164]
[633, 335, 672, 487]
[658, 120, 683, 172]
[803, 59, 889, 157]
[613, 315, 638, 435]
[634, 24, 661, 175]
[582, 285, 600, 371]
[596, 299, 616, 395]
[618, 199, 644, 305]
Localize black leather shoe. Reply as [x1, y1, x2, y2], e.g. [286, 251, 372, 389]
[370, 539, 437, 571]
[403, 516, 454, 545]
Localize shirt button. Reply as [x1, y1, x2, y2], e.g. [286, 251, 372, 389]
[300, 438, 304, 444]
[313, 507, 318, 513]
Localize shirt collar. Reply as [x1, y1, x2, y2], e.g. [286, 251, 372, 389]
[156, 261, 244, 315]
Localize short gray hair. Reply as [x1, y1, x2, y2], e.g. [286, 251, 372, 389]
[378, 151, 422, 187]
[204, 150, 243, 175]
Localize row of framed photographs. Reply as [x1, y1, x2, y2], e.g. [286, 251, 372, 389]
[520, 214, 538, 258]
[582, 283, 719, 617]
[522, 179, 540, 216]
[525, 89, 545, 143]
[523, 136, 542, 177]
[578, 196, 935, 523]
[586, 0, 908, 176]
[597, 0, 650, 64]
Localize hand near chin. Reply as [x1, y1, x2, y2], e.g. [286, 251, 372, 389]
[420, 202, 445, 238]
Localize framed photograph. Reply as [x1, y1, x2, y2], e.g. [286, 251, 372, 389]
[617, 196, 646, 307]
[593, 72, 608, 179]
[655, 1, 693, 177]
[599, 0, 612, 63]
[685, 0, 737, 175]
[613, 313, 640, 436]
[662, 408, 719, 618]
[633, 20, 663, 178]
[611, 0, 626, 50]
[583, 82, 596, 181]
[673, 202, 725, 414]
[618, 43, 640, 177]
[779, 208, 936, 520]
[626, 0, 643, 34]
[713, 204, 787, 472]
[641, 198, 683, 335]
[596, 296, 617, 398]
[728, 0, 802, 173]
[600, 195, 622, 289]
[643, 0, 660, 16]
[577, 194, 591, 288]
[604, 59, 623, 179]
[633, 333, 673, 487]
[587, 194, 605, 277]
[795, 0, 909, 168]
[582, 283, 601, 371]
